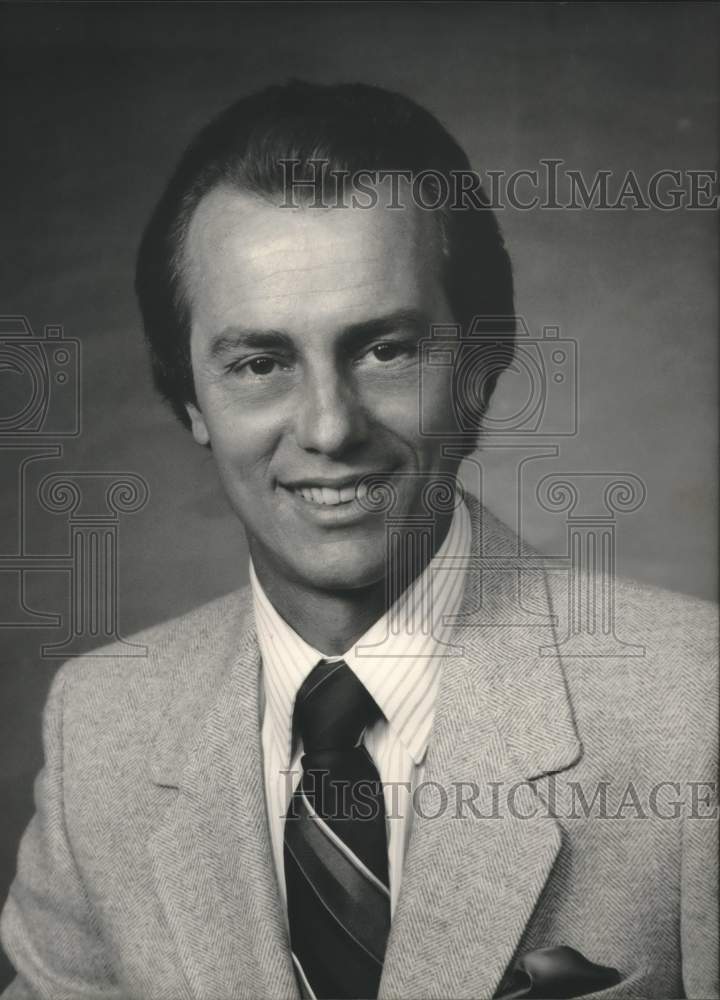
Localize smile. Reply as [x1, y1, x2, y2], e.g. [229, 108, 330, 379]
[290, 483, 369, 506]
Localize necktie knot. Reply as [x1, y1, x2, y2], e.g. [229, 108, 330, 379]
[294, 659, 382, 752]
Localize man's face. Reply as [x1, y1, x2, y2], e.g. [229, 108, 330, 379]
[183, 185, 460, 592]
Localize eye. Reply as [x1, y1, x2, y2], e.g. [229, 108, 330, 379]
[373, 343, 402, 362]
[367, 341, 415, 364]
[247, 356, 277, 375]
[227, 355, 284, 377]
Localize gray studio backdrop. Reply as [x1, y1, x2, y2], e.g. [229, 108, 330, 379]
[0, 2, 717, 985]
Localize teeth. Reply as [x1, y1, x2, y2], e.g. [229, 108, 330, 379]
[294, 485, 364, 505]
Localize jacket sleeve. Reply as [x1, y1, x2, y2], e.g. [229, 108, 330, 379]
[0, 667, 121, 1000]
[680, 745, 719, 999]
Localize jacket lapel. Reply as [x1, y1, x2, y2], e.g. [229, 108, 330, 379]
[379, 502, 582, 999]
[147, 601, 297, 1000]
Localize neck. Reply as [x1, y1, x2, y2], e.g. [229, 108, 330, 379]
[250, 512, 453, 655]
[257, 575, 387, 655]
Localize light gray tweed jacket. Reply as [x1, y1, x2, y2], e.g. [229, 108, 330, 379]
[1, 499, 717, 1000]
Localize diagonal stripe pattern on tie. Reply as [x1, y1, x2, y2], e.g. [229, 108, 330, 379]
[284, 659, 391, 999]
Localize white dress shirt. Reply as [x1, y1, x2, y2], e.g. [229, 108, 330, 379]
[251, 498, 471, 915]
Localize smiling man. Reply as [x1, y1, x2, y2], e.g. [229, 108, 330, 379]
[1, 81, 717, 1000]
[182, 179, 461, 634]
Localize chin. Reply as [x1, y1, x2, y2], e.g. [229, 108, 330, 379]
[288, 544, 388, 594]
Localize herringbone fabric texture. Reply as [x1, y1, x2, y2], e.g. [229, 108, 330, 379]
[284, 661, 390, 999]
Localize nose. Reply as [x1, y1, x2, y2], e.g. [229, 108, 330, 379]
[293, 367, 368, 456]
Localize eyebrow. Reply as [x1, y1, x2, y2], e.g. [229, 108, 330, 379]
[208, 328, 293, 358]
[207, 308, 430, 360]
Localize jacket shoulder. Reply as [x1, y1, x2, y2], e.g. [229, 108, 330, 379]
[51, 585, 254, 732]
[612, 577, 717, 668]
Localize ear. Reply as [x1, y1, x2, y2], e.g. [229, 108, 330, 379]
[185, 402, 210, 446]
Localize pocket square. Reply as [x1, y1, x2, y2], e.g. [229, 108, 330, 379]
[495, 945, 622, 999]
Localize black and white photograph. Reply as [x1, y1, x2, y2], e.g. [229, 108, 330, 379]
[0, 3, 717, 998]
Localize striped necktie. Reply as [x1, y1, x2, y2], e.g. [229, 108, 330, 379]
[284, 659, 391, 999]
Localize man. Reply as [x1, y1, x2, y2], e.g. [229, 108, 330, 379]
[1, 81, 717, 1000]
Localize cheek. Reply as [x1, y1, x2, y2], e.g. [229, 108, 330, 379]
[201, 400, 283, 487]
[416, 365, 457, 436]
[361, 367, 455, 448]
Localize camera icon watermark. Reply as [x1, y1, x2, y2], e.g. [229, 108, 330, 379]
[0, 315, 81, 437]
[419, 318, 577, 441]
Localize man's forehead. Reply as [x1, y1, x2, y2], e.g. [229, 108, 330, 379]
[182, 183, 442, 314]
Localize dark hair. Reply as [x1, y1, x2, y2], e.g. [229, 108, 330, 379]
[135, 79, 515, 431]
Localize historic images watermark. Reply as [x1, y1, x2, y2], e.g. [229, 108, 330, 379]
[0, 315, 148, 656]
[281, 771, 718, 824]
[278, 158, 719, 212]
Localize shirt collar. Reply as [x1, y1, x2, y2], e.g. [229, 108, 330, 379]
[251, 497, 472, 767]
